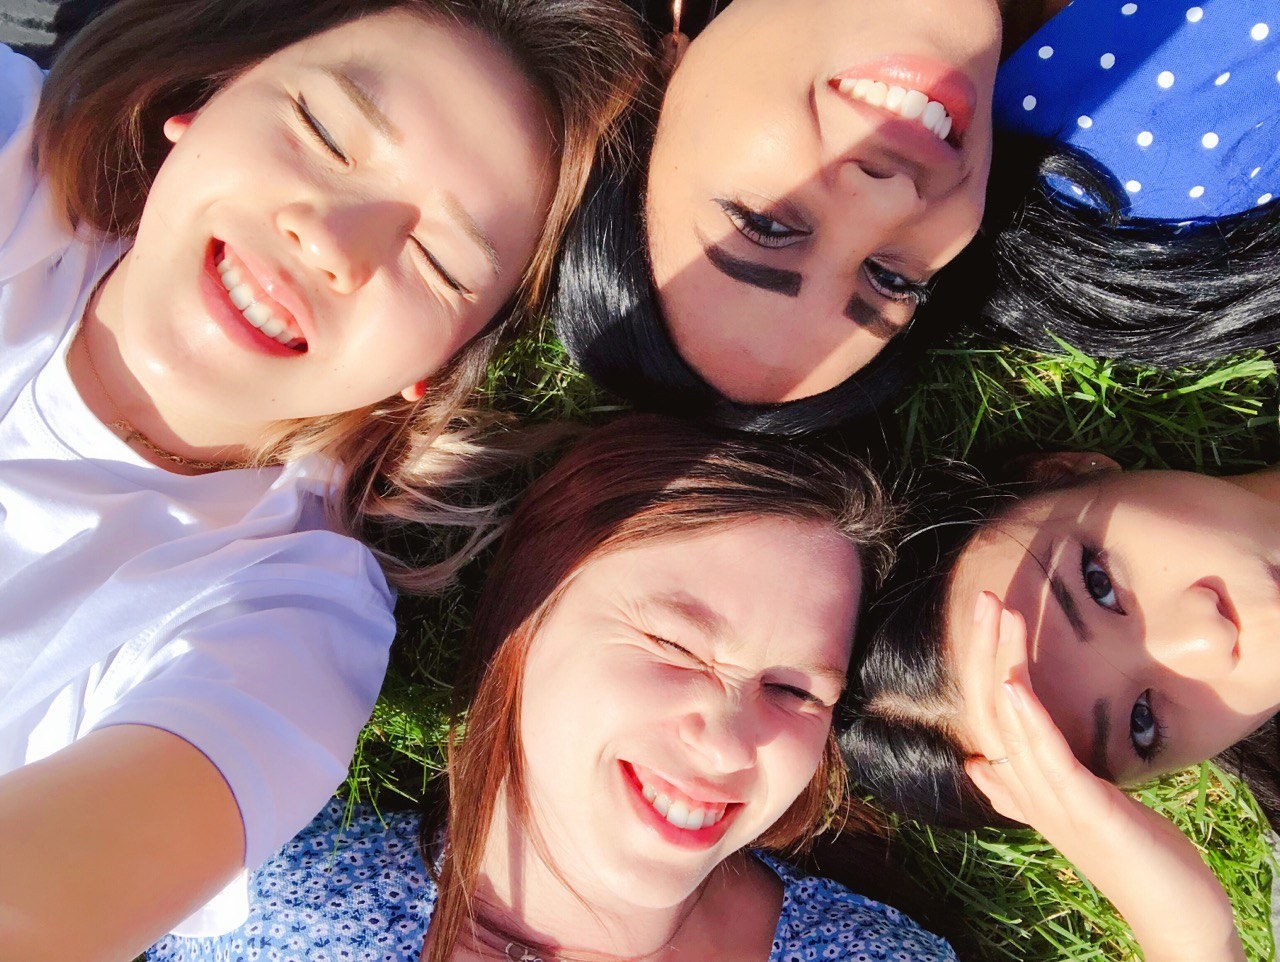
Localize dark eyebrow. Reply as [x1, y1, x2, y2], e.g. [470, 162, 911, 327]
[1049, 572, 1092, 645]
[844, 293, 901, 340]
[703, 242, 802, 298]
[323, 66, 400, 144]
[1087, 696, 1116, 781]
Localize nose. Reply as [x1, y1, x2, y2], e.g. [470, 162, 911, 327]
[678, 694, 758, 775]
[826, 159, 925, 230]
[276, 200, 403, 293]
[1144, 581, 1239, 680]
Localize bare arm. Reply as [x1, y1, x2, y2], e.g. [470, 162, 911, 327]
[0, 724, 244, 962]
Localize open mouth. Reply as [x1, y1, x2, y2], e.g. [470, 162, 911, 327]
[212, 241, 308, 353]
[835, 78, 956, 143]
[623, 761, 740, 837]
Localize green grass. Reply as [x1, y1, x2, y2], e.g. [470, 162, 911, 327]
[350, 328, 1279, 961]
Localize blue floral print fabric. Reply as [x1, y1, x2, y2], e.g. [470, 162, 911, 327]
[149, 800, 957, 961]
[995, 0, 1280, 220]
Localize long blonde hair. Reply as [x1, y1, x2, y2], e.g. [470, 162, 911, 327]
[37, 0, 651, 590]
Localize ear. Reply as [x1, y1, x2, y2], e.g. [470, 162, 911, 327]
[162, 113, 198, 145]
[658, 32, 690, 79]
[962, 755, 1026, 824]
[400, 380, 427, 403]
[1013, 451, 1121, 485]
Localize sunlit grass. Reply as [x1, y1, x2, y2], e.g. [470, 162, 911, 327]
[350, 327, 1279, 961]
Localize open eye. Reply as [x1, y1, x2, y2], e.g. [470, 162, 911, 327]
[864, 259, 930, 305]
[1080, 546, 1124, 613]
[292, 95, 348, 165]
[717, 199, 810, 249]
[1129, 689, 1164, 760]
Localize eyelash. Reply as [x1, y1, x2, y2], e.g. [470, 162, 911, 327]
[1079, 545, 1125, 614]
[294, 95, 469, 297]
[718, 199, 930, 304]
[293, 95, 348, 164]
[1129, 689, 1165, 761]
[648, 636, 824, 706]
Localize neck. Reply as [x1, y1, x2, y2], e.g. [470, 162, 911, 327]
[470, 796, 713, 962]
[72, 253, 260, 472]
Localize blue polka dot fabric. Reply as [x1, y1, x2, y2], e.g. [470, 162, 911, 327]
[148, 801, 957, 961]
[995, 0, 1280, 220]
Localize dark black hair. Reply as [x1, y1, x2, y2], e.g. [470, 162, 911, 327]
[844, 458, 1280, 833]
[840, 462, 1016, 830]
[960, 132, 1280, 367]
[548, 78, 956, 437]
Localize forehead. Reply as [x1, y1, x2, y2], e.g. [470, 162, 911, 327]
[566, 516, 863, 659]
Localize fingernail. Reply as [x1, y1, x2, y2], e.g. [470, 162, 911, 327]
[1004, 681, 1025, 711]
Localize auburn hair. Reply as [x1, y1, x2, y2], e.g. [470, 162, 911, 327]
[34, 0, 650, 591]
[425, 414, 896, 962]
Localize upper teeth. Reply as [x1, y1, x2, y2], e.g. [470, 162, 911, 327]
[836, 78, 954, 141]
[216, 257, 299, 347]
[640, 780, 727, 832]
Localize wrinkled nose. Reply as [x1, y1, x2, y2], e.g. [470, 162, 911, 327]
[277, 201, 402, 293]
[1145, 581, 1239, 680]
[678, 698, 758, 775]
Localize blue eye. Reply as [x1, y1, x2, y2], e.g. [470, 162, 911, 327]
[1129, 690, 1163, 760]
[717, 200, 810, 249]
[1080, 547, 1123, 613]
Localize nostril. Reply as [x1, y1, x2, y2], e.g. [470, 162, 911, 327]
[857, 160, 897, 180]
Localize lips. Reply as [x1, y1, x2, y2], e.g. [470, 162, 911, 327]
[211, 241, 308, 352]
[620, 761, 741, 850]
[831, 56, 979, 148]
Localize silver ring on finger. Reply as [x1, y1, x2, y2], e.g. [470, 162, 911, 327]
[985, 756, 1011, 766]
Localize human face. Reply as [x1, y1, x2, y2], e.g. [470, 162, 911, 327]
[646, 0, 1001, 403]
[518, 517, 862, 909]
[946, 470, 1280, 786]
[111, 10, 554, 442]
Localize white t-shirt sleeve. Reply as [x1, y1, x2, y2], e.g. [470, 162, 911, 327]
[0, 43, 66, 281]
[82, 537, 396, 872]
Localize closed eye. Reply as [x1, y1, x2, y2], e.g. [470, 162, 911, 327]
[293, 95, 348, 165]
[766, 682, 828, 707]
[411, 240, 471, 297]
[648, 635, 703, 664]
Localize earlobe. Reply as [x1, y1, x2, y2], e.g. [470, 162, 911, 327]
[162, 113, 198, 145]
[400, 380, 427, 403]
[1014, 451, 1122, 485]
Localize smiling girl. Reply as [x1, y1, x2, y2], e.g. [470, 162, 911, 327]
[0, 2, 645, 958]
[150, 415, 956, 962]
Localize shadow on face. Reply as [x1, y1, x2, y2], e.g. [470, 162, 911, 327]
[645, 0, 1002, 403]
[945, 469, 1280, 786]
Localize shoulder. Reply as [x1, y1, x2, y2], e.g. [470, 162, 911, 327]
[149, 800, 435, 962]
[758, 853, 958, 962]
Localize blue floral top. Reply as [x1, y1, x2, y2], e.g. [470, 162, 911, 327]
[995, 0, 1279, 220]
[149, 800, 957, 962]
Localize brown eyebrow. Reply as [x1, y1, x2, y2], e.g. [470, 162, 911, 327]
[323, 66, 401, 144]
[1049, 572, 1092, 645]
[703, 242, 802, 297]
[442, 192, 501, 276]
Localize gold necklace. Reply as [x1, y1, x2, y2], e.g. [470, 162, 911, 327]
[75, 324, 245, 472]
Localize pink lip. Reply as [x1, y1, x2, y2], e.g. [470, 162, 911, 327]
[619, 762, 739, 851]
[221, 241, 316, 348]
[831, 56, 978, 142]
[199, 241, 303, 359]
[627, 761, 743, 806]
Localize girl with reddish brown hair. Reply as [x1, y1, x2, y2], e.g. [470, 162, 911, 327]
[151, 414, 956, 962]
[0, 2, 646, 959]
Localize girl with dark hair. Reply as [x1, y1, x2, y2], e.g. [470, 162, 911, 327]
[846, 454, 1280, 961]
[551, 0, 1005, 435]
[149, 414, 958, 962]
[0, 2, 646, 958]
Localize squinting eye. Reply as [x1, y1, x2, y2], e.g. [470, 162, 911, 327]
[1129, 689, 1163, 759]
[717, 200, 810, 249]
[293, 95, 348, 164]
[767, 683, 826, 707]
[1080, 546, 1123, 613]
[864, 259, 930, 305]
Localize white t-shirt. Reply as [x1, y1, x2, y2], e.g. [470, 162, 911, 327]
[0, 46, 397, 935]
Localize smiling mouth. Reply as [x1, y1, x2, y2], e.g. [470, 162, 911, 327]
[627, 762, 736, 832]
[835, 78, 955, 143]
[214, 242, 307, 353]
